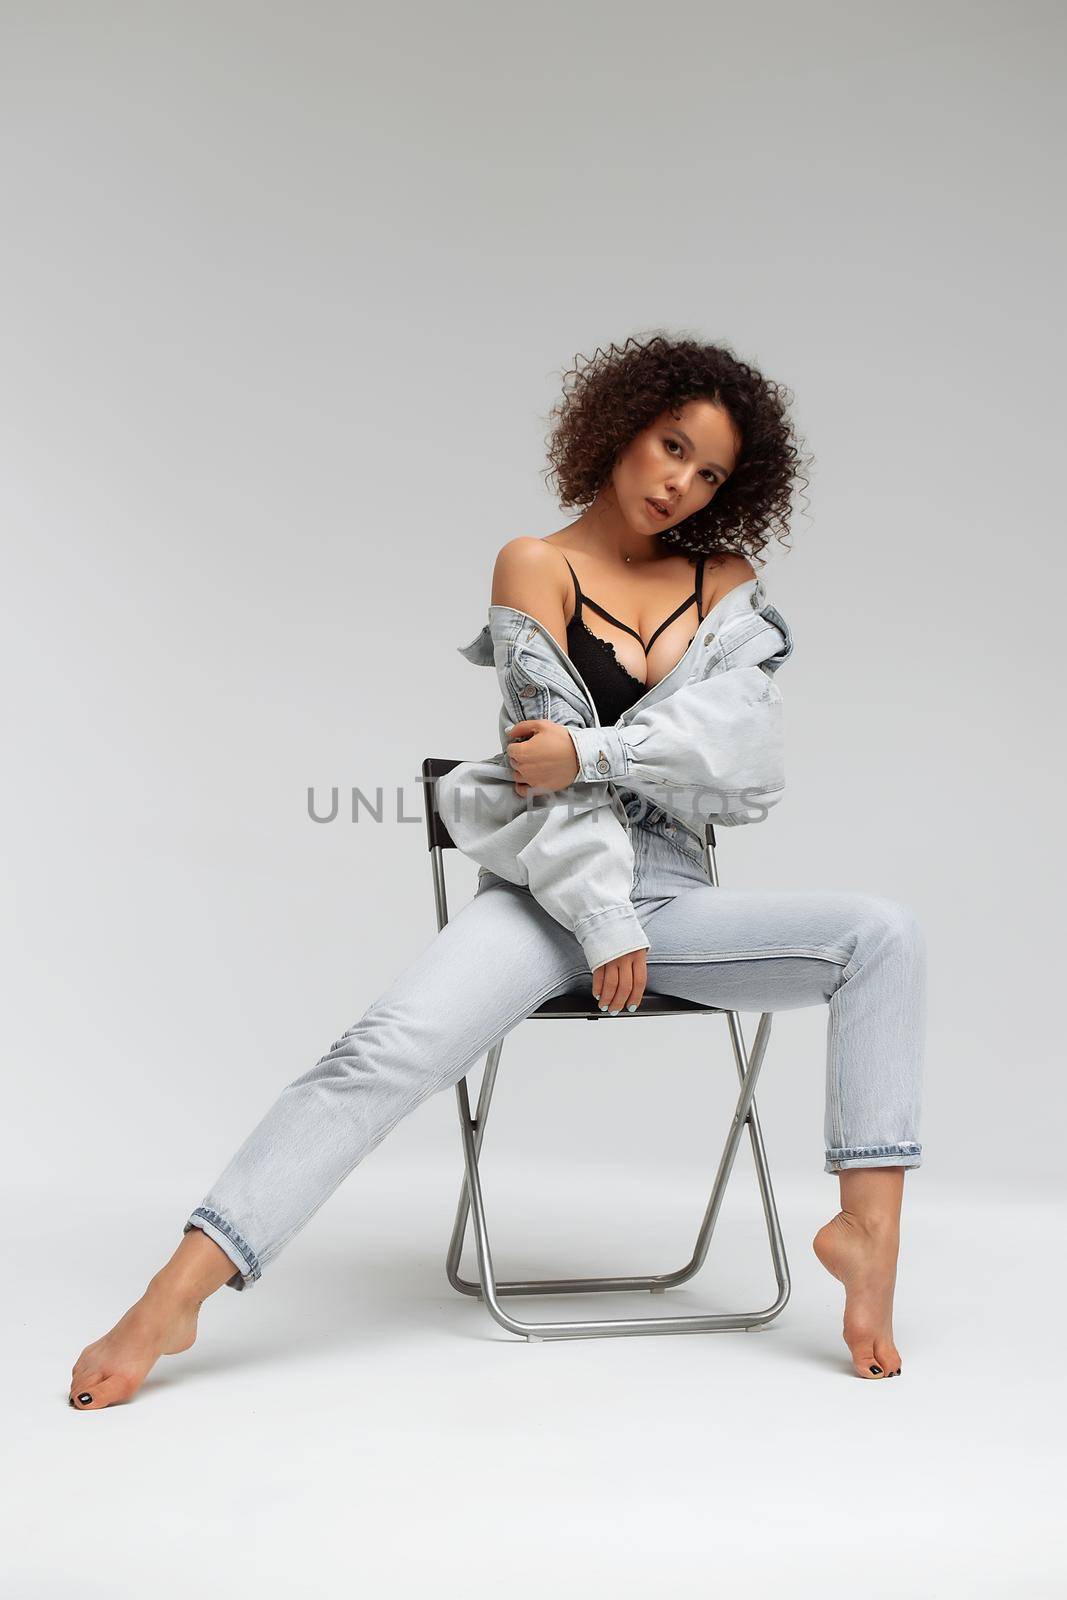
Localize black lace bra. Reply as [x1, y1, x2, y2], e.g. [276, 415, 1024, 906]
[563, 555, 706, 726]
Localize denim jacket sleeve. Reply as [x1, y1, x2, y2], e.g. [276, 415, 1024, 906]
[435, 633, 651, 973]
[563, 603, 791, 831]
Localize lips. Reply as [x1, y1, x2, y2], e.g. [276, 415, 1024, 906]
[646, 498, 670, 519]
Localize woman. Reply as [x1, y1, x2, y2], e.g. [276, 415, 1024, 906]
[68, 333, 923, 1407]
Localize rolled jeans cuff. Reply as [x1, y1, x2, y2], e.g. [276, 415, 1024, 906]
[566, 725, 630, 784]
[574, 902, 651, 971]
[824, 1141, 923, 1175]
[183, 1206, 262, 1291]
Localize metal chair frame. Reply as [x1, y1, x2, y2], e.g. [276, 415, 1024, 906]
[421, 756, 790, 1343]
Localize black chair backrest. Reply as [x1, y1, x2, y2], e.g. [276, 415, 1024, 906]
[421, 757, 465, 852]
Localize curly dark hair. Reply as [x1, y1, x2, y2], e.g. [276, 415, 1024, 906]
[543, 331, 812, 567]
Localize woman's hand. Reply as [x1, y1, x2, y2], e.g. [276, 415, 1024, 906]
[505, 719, 580, 795]
[592, 948, 647, 1014]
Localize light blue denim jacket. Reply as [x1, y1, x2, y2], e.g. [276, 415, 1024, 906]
[435, 573, 794, 971]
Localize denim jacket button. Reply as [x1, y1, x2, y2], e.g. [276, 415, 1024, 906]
[703, 632, 715, 645]
[519, 685, 537, 697]
[596, 755, 610, 774]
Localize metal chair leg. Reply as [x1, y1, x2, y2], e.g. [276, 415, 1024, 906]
[445, 1039, 504, 1296]
[446, 1011, 790, 1341]
[646, 1010, 790, 1315]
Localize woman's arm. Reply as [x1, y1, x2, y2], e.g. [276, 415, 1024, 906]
[437, 535, 649, 976]
[491, 537, 582, 793]
[490, 536, 569, 647]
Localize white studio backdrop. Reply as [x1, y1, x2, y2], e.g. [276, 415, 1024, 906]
[3, 1, 1063, 1232]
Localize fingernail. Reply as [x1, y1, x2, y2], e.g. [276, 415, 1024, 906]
[626, 1004, 638, 1012]
[609, 1008, 619, 1015]
[77, 1392, 93, 1404]
[869, 1365, 882, 1376]
[592, 992, 600, 1000]
[598, 1004, 607, 1012]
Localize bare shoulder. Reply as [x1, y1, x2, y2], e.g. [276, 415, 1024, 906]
[702, 551, 758, 612]
[490, 537, 569, 636]
[491, 535, 560, 583]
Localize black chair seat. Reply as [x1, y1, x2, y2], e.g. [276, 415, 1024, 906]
[530, 989, 724, 1019]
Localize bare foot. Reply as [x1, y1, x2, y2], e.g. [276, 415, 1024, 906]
[68, 1276, 201, 1410]
[812, 1211, 903, 1379]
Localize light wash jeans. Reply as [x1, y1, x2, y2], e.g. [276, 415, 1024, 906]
[184, 814, 926, 1290]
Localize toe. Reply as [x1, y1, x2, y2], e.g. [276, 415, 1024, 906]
[874, 1337, 901, 1376]
[69, 1373, 104, 1407]
[843, 1329, 885, 1378]
[69, 1372, 138, 1410]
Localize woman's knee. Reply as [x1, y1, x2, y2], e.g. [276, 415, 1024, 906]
[855, 894, 926, 961]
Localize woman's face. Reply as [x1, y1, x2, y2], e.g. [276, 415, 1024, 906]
[612, 399, 740, 536]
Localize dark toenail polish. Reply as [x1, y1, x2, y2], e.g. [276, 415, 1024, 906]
[77, 1393, 92, 1404]
[869, 1365, 883, 1375]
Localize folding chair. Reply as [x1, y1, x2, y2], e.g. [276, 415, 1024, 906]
[421, 756, 790, 1342]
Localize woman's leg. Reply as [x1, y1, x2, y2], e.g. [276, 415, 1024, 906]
[68, 878, 590, 1409]
[640, 884, 926, 1379]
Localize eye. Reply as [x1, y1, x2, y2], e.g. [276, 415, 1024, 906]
[665, 436, 719, 486]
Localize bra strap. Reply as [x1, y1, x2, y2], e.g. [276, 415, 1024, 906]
[563, 556, 583, 624]
[696, 555, 707, 622]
